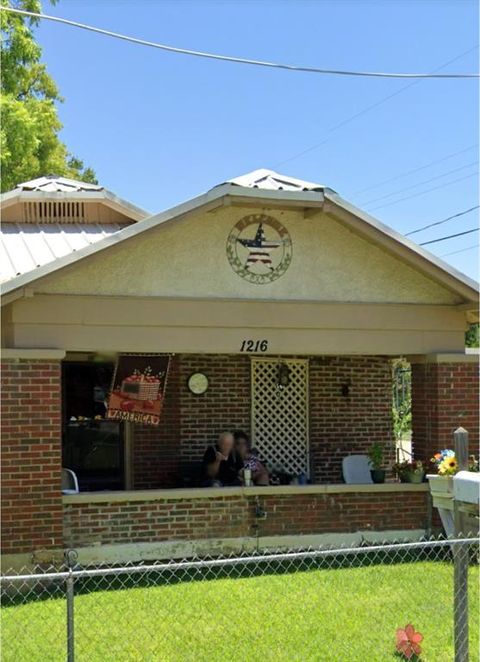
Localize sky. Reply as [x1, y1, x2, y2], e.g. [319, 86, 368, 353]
[34, 0, 479, 280]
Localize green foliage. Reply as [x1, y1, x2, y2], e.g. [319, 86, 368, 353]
[368, 441, 384, 469]
[465, 323, 479, 348]
[0, 0, 97, 191]
[393, 405, 412, 441]
[392, 358, 412, 441]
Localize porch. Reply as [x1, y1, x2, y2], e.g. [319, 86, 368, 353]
[57, 349, 404, 494]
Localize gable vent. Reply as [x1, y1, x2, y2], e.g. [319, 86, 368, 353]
[23, 201, 85, 223]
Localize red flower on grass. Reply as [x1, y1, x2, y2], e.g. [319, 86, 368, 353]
[396, 624, 423, 659]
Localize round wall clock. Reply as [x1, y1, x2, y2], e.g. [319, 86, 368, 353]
[187, 372, 209, 395]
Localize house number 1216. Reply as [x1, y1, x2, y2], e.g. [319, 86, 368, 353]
[240, 339, 269, 352]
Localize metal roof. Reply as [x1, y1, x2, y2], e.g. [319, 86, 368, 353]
[1, 178, 149, 223]
[1, 170, 477, 303]
[224, 168, 333, 193]
[14, 176, 104, 193]
[0, 222, 126, 283]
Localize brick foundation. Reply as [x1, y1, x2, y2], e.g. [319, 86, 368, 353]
[1, 359, 63, 554]
[63, 488, 429, 548]
[411, 359, 479, 461]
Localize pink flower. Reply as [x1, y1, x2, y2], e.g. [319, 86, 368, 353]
[396, 624, 423, 659]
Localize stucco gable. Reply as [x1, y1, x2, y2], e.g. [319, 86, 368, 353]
[34, 205, 462, 305]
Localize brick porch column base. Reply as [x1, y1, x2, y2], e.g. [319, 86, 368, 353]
[1, 351, 65, 557]
[411, 353, 479, 462]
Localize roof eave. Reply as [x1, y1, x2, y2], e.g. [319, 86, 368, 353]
[1, 184, 478, 307]
[0, 189, 150, 221]
[325, 192, 479, 304]
[0, 185, 326, 301]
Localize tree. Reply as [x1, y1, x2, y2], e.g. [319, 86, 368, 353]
[465, 323, 479, 348]
[1, 0, 97, 191]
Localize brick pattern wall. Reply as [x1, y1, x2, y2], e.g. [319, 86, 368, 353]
[132, 356, 181, 489]
[309, 356, 394, 483]
[63, 490, 428, 548]
[412, 361, 479, 461]
[131, 354, 394, 487]
[1, 359, 63, 554]
[178, 354, 251, 460]
[131, 354, 251, 489]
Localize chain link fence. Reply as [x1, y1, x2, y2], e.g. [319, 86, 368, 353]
[1, 536, 479, 662]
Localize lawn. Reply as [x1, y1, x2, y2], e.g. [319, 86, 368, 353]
[1, 560, 478, 662]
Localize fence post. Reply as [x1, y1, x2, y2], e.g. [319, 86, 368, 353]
[65, 550, 78, 662]
[453, 426, 469, 662]
[66, 570, 75, 662]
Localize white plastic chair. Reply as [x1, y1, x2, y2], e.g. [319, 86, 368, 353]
[342, 455, 373, 484]
[62, 468, 80, 495]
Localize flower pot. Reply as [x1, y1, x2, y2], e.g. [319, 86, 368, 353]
[406, 472, 424, 484]
[371, 469, 385, 484]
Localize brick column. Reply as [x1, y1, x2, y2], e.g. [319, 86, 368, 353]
[411, 354, 479, 461]
[1, 353, 65, 559]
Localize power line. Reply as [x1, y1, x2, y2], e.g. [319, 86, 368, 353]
[1, 6, 479, 79]
[405, 205, 480, 236]
[440, 243, 479, 257]
[351, 145, 478, 196]
[420, 228, 479, 246]
[274, 46, 479, 167]
[367, 172, 479, 211]
[362, 161, 478, 206]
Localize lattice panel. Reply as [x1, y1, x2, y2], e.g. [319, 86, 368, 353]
[251, 358, 309, 476]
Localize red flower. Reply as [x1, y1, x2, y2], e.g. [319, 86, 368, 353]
[396, 624, 423, 659]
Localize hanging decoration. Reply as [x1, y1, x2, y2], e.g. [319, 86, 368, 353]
[107, 354, 171, 426]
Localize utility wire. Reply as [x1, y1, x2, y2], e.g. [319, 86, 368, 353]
[406, 205, 480, 236]
[440, 243, 479, 257]
[1, 6, 479, 79]
[274, 46, 479, 167]
[420, 228, 479, 246]
[362, 161, 478, 206]
[351, 144, 478, 196]
[367, 172, 478, 211]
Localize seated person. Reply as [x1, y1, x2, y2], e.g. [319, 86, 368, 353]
[233, 430, 269, 486]
[202, 431, 242, 487]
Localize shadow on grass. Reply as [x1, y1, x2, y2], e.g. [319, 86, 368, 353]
[1, 543, 458, 608]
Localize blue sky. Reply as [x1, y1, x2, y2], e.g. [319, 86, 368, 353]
[36, 0, 478, 279]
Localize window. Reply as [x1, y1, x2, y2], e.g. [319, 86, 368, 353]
[62, 362, 126, 491]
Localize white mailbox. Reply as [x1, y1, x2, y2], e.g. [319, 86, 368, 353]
[453, 471, 480, 506]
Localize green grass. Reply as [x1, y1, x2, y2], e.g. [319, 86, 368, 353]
[1, 561, 478, 662]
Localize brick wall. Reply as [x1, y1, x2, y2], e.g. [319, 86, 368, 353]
[412, 360, 479, 461]
[132, 356, 181, 489]
[178, 354, 251, 460]
[131, 354, 394, 487]
[63, 489, 429, 548]
[309, 356, 394, 482]
[131, 354, 251, 489]
[1, 359, 63, 554]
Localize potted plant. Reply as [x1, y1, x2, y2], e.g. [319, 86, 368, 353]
[368, 442, 385, 483]
[393, 460, 425, 484]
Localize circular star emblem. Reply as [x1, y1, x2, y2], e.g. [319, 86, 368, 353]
[226, 214, 293, 284]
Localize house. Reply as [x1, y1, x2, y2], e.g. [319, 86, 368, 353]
[1, 170, 478, 569]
